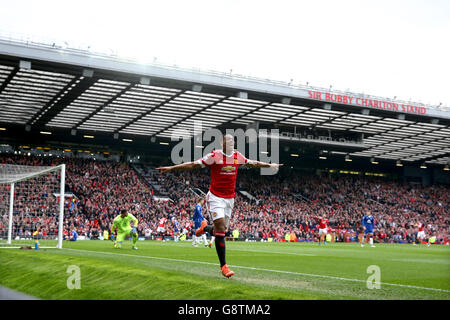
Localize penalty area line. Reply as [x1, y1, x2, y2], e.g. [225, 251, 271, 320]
[62, 248, 450, 293]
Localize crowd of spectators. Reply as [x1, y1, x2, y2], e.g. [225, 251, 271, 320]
[1, 154, 449, 245]
[232, 170, 449, 244]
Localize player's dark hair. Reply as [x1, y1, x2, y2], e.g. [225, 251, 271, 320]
[120, 209, 127, 215]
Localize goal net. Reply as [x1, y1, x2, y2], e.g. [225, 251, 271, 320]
[0, 164, 66, 249]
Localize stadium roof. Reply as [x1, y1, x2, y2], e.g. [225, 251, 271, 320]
[0, 36, 449, 166]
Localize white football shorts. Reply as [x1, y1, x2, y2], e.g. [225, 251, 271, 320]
[157, 226, 165, 233]
[206, 191, 235, 228]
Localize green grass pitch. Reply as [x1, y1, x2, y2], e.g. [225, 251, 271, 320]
[0, 240, 449, 300]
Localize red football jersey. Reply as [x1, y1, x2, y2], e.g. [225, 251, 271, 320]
[200, 150, 247, 199]
[319, 218, 328, 229]
[418, 223, 424, 232]
[158, 218, 167, 228]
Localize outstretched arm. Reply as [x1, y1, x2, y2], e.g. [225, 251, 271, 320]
[156, 161, 202, 173]
[244, 160, 283, 169]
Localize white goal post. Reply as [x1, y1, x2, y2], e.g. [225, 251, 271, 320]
[0, 164, 66, 249]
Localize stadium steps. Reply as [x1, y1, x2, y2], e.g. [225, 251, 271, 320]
[130, 164, 156, 188]
[292, 192, 312, 203]
[130, 164, 166, 197]
[239, 190, 260, 204]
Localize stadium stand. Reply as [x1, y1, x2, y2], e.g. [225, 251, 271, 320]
[1, 154, 448, 245]
[0, 37, 449, 246]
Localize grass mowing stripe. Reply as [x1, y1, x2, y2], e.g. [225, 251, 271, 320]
[0, 250, 331, 300]
[159, 240, 317, 256]
[64, 248, 450, 293]
[64, 248, 221, 266]
[228, 248, 316, 256]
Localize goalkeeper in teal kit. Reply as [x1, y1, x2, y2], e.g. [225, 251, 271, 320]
[111, 209, 139, 250]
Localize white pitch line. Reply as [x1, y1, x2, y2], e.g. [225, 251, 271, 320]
[229, 248, 316, 257]
[63, 248, 450, 294]
[156, 241, 317, 256]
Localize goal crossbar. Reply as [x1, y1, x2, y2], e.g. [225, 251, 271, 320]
[0, 164, 65, 184]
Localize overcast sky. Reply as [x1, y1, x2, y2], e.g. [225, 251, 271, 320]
[0, 0, 449, 107]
